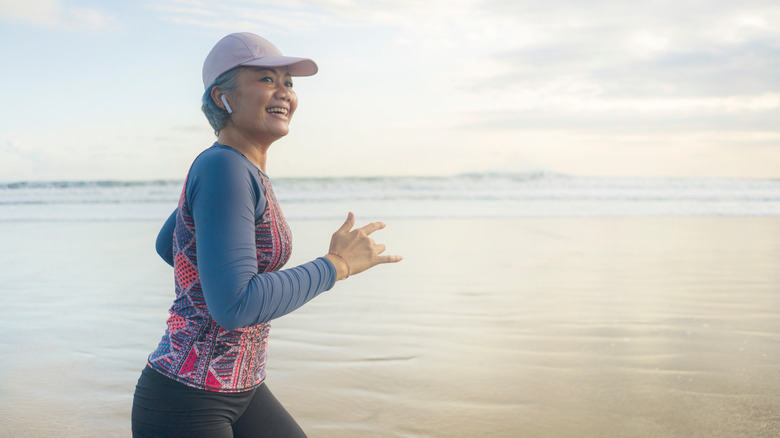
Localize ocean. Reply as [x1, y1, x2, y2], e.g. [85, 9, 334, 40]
[2, 173, 780, 437]
[2, 173, 779, 222]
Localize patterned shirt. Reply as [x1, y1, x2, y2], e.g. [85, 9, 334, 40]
[148, 144, 336, 392]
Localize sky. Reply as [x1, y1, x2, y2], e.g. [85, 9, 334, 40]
[0, 0, 778, 181]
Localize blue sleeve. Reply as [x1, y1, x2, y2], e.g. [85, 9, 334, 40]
[187, 150, 336, 330]
[156, 209, 176, 267]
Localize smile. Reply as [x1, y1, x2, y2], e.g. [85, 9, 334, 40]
[266, 107, 289, 116]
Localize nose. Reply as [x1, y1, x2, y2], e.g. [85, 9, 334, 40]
[275, 84, 292, 101]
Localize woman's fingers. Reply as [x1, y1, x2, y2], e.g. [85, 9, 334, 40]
[338, 212, 356, 233]
[359, 221, 386, 235]
[377, 254, 404, 263]
[328, 213, 402, 279]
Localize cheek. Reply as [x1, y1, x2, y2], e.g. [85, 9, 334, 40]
[289, 93, 299, 116]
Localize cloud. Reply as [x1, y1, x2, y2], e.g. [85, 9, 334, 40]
[0, 0, 113, 31]
[415, 0, 779, 138]
[149, 0, 485, 35]
[0, 139, 45, 180]
[460, 105, 780, 134]
[150, 0, 351, 33]
[478, 0, 780, 95]
[489, 34, 780, 98]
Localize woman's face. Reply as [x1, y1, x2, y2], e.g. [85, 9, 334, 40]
[225, 66, 298, 145]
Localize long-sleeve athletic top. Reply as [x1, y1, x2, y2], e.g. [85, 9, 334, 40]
[148, 143, 336, 392]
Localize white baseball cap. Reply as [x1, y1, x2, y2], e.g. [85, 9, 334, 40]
[202, 32, 318, 89]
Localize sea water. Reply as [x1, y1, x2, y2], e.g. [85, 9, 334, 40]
[1, 173, 779, 222]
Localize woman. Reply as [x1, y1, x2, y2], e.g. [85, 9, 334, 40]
[132, 32, 402, 437]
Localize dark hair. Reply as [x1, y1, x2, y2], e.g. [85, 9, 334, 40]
[201, 67, 242, 136]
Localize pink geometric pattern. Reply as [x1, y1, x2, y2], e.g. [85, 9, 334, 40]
[148, 172, 292, 392]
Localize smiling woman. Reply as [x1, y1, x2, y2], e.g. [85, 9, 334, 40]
[214, 66, 299, 163]
[130, 32, 402, 438]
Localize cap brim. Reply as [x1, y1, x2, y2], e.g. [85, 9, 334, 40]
[240, 56, 318, 77]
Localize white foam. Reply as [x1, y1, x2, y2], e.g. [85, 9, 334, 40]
[1, 175, 779, 221]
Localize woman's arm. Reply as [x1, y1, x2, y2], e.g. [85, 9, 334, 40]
[187, 150, 336, 330]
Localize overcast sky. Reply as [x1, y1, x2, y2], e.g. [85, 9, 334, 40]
[1, 0, 778, 181]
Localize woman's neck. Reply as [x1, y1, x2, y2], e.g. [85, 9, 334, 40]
[216, 130, 271, 173]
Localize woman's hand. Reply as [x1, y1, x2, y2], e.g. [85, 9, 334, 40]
[325, 212, 403, 280]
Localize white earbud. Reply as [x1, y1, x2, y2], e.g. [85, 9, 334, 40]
[220, 95, 233, 114]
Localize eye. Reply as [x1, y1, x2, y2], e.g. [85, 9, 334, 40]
[260, 76, 274, 84]
[285, 81, 294, 88]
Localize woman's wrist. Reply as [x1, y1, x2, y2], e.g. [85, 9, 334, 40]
[325, 252, 350, 280]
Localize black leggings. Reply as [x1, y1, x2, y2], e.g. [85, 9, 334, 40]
[132, 366, 307, 438]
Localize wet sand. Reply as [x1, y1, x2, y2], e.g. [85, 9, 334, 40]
[1, 218, 779, 437]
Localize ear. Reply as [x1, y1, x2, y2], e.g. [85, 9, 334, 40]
[210, 86, 226, 109]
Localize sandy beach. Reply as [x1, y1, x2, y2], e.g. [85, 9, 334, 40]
[1, 217, 779, 437]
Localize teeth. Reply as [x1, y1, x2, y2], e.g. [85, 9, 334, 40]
[267, 107, 288, 116]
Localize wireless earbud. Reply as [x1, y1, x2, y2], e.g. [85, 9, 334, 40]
[220, 95, 233, 114]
